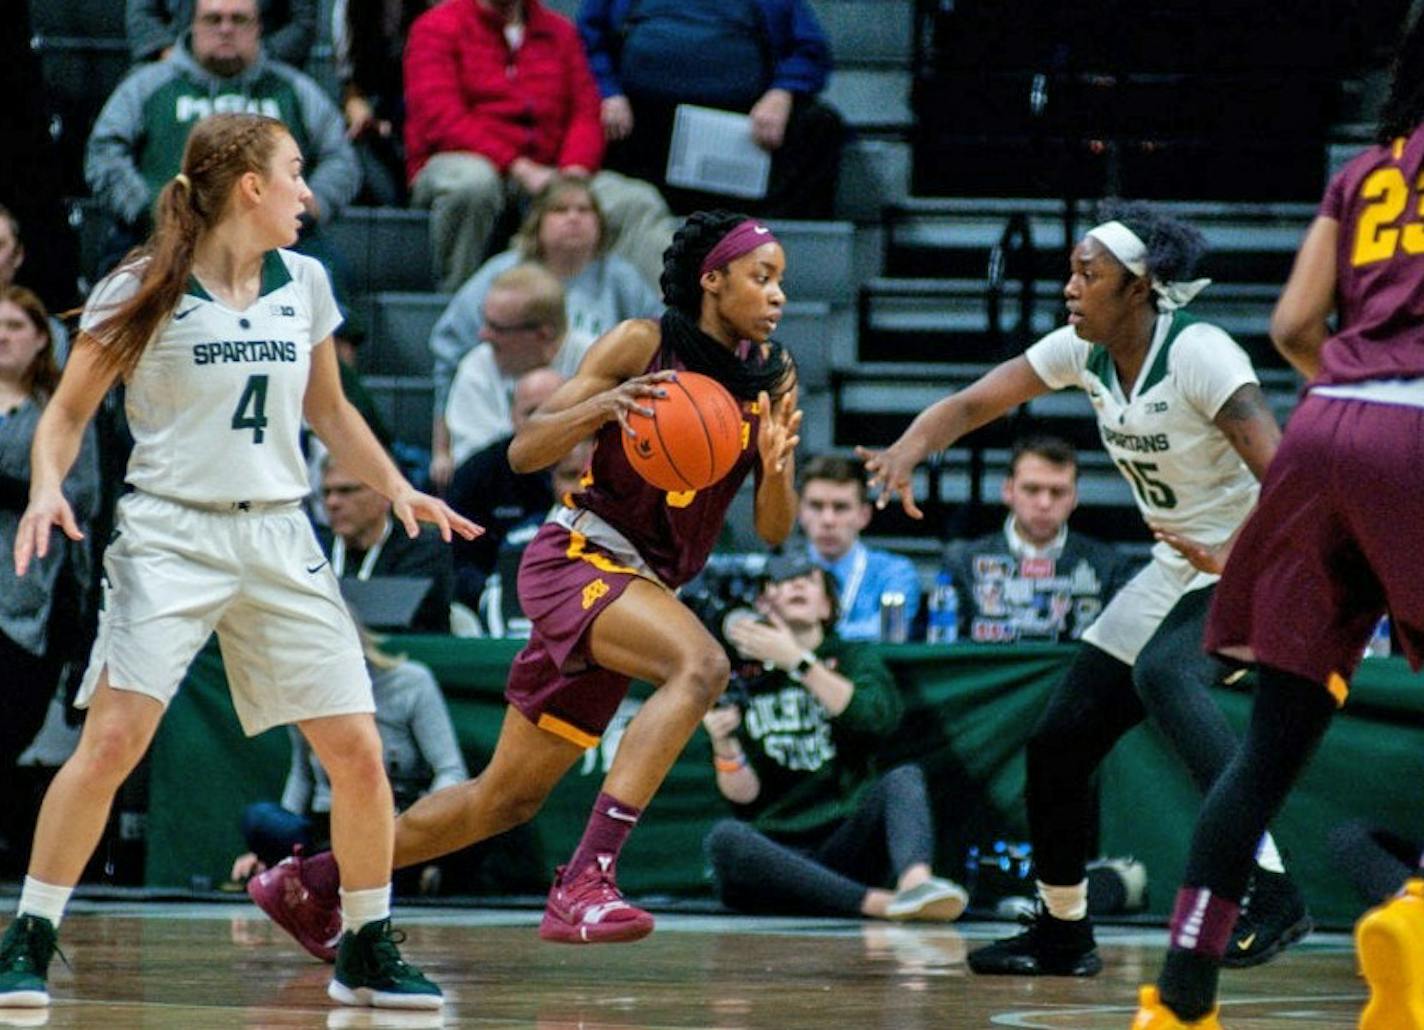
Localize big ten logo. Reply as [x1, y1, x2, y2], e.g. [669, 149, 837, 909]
[269, 304, 296, 318]
[580, 697, 642, 775]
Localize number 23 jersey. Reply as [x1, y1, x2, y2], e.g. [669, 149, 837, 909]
[81, 249, 342, 504]
[1025, 310, 1260, 553]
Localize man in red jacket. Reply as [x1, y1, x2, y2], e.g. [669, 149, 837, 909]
[405, 0, 675, 292]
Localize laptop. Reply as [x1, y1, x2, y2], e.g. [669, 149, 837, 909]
[339, 576, 433, 631]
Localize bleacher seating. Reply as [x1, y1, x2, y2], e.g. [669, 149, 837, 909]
[27, 0, 1375, 568]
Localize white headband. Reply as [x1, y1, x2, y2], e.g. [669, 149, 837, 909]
[1085, 220, 1211, 311]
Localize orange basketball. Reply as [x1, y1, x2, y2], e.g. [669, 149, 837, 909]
[621, 371, 744, 492]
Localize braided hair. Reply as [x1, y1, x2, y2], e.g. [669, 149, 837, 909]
[1377, 9, 1424, 145]
[657, 210, 793, 401]
[1096, 199, 1207, 306]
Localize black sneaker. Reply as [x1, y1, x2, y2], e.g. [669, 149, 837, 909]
[967, 906, 1103, 976]
[328, 918, 443, 1010]
[1222, 870, 1312, 968]
[0, 915, 58, 1007]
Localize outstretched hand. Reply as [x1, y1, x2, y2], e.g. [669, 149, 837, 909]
[856, 437, 927, 519]
[756, 390, 802, 475]
[392, 487, 483, 543]
[14, 487, 84, 577]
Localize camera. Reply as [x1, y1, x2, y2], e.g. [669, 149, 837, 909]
[680, 553, 771, 707]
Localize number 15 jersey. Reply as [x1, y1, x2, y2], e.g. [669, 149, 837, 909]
[81, 249, 342, 505]
[1025, 311, 1260, 558]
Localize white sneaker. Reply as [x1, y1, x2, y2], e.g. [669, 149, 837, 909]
[885, 876, 969, 922]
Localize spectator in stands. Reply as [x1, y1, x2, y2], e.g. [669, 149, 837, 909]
[403, 0, 676, 292]
[317, 453, 455, 633]
[0, 206, 69, 363]
[478, 437, 595, 638]
[429, 174, 662, 472]
[127, 0, 317, 66]
[943, 437, 1134, 644]
[89, 0, 360, 272]
[331, 0, 433, 205]
[798, 454, 921, 641]
[437, 263, 597, 486]
[0, 207, 25, 292]
[578, 0, 844, 219]
[448, 366, 565, 608]
[0, 287, 99, 785]
[702, 551, 968, 920]
[230, 626, 468, 885]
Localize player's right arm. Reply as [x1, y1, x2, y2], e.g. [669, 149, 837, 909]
[857, 355, 1051, 518]
[1270, 216, 1338, 381]
[14, 335, 121, 575]
[508, 318, 672, 473]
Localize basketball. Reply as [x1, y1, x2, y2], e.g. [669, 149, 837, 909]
[621, 371, 744, 492]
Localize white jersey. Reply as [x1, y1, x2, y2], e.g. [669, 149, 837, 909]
[1025, 311, 1260, 563]
[82, 249, 342, 504]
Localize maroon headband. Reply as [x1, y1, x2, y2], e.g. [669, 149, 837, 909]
[699, 219, 780, 276]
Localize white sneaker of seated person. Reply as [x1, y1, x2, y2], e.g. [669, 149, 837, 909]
[885, 877, 970, 922]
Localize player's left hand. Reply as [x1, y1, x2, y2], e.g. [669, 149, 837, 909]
[756, 389, 801, 475]
[393, 487, 483, 543]
[1151, 524, 1229, 575]
[14, 486, 84, 577]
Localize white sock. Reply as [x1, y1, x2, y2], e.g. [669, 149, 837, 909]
[339, 884, 391, 934]
[18, 876, 74, 928]
[1037, 879, 1089, 921]
[1255, 832, 1285, 874]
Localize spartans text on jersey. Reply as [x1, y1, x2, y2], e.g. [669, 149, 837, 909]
[193, 340, 298, 365]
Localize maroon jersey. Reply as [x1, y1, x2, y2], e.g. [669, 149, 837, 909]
[1318, 123, 1424, 384]
[571, 341, 764, 588]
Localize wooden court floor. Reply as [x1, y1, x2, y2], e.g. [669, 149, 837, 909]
[0, 902, 1367, 1028]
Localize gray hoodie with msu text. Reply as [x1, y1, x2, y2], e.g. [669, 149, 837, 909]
[85, 37, 359, 228]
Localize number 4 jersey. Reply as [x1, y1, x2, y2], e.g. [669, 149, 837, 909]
[81, 249, 342, 504]
[1025, 311, 1260, 557]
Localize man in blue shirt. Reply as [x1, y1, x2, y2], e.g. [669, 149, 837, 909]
[797, 455, 920, 641]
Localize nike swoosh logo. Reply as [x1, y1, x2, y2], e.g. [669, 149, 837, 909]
[753, 225, 770, 234]
[174, 305, 200, 320]
[1236, 932, 1256, 950]
[606, 807, 638, 823]
[306, 560, 329, 574]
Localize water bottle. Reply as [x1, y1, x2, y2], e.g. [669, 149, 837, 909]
[879, 592, 908, 643]
[925, 570, 959, 643]
[1366, 616, 1393, 658]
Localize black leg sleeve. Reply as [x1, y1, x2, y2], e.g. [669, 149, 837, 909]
[1180, 665, 1336, 898]
[1027, 644, 1144, 886]
[1131, 587, 1243, 795]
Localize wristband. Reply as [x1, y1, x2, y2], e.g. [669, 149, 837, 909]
[714, 752, 748, 773]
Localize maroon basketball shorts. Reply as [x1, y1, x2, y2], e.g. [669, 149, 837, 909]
[505, 518, 664, 747]
[1205, 394, 1424, 696]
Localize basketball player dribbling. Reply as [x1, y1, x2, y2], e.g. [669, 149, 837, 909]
[1136, 12, 1424, 1028]
[249, 210, 803, 952]
[0, 113, 478, 1011]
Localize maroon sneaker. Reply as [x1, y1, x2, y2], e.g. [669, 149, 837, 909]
[538, 858, 654, 944]
[246, 851, 342, 962]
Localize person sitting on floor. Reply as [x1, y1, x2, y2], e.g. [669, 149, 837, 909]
[702, 551, 969, 922]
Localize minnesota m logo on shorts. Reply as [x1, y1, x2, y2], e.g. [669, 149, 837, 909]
[582, 579, 610, 610]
